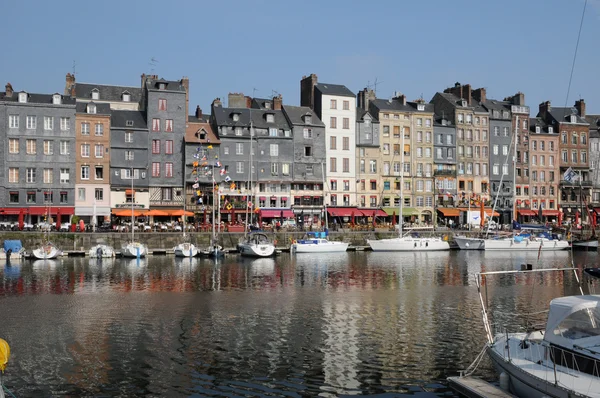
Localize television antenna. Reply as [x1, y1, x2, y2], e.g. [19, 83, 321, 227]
[367, 77, 384, 95]
[72, 60, 77, 76]
[149, 57, 159, 73]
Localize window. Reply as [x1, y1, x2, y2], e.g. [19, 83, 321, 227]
[343, 137, 349, 150]
[125, 150, 133, 161]
[9, 115, 18, 128]
[81, 122, 90, 135]
[78, 188, 86, 201]
[369, 160, 377, 173]
[165, 119, 173, 132]
[502, 145, 508, 156]
[493, 127, 499, 136]
[343, 118, 349, 129]
[457, 114, 464, 123]
[343, 100, 349, 110]
[59, 117, 69, 131]
[8, 168, 18, 183]
[503, 127, 509, 137]
[235, 127, 242, 136]
[426, 131, 432, 143]
[81, 144, 90, 157]
[26, 191, 36, 203]
[60, 168, 69, 183]
[95, 144, 104, 158]
[304, 146, 312, 156]
[26, 116, 36, 129]
[502, 164, 508, 175]
[158, 99, 167, 111]
[43, 140, 53, 155]
[330, 157, 337, 172]
[330, 99, 337, 109]
[540, 155, 545, 166]
[162, 188, 172, 201]
[561, 132, 567, 143]
[581, 151, 587, 163]
[416, 180, 424, 192]
[457, 129, 464, 139]
[80, 165, 89, 180]
[269, 128, 278, 137]
[549, 141, 554, 151]
[582, 134, 587, 145]
[330, 136, 337, 150]
[343, 158, 349, 173]
[95, 123, 104, 136]
[482, 164, 488, 176]
[9, 192, 18, 204]
[95, 188, 103, 201]
[236, 143, 243, 155]
[282, 163, 290, 175]
[125, 131, 133, 143]
[223, 146, 230, 155]
[44, 116, 54, 130]
[236, 162, 244, 173]
[152, 162, 160, 177]
[540, 141, 545, 151]
[43, 168, 53, 184]
[26, 168, 36, 183]
[306, 165, 313, 175]
[493, 164, 499, 175]
[152, 139, 160, 154]
[60, 140, 69, 155]
[152, 118, 160, 132]
[270, 144, 279, 156]
[571, 150, 577, 163]
[266, 114, 275, 123]
[425, 148, 431, 158]
[165, 140, 173, 154]
[330, 117, 337, 129]
[303, 128, 312, 138]
[26, 139, 36, 154]
[165, 162, 173, 177]
[572, 133, 578, 145]
[466, 163, 473, 174]
[9, 138, 19, 154]
[270, 162, 279, 175]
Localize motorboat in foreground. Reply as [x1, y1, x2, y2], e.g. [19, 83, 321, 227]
[238, 233, 275, 258]
[291, 232, 348, 253]
[89, 244, 116, 258]
[475, 268, 600, 397]
[0, 240, 25, 260]
[174, 242, 198, 257]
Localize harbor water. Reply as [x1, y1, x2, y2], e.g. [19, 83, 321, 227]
[0, 250, 595, 397]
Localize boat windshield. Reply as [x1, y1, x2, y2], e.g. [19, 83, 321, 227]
[545, 296, 600, 350]
[552, 307, 600, 341]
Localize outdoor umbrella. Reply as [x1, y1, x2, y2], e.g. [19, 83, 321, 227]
[280, 210, 284, 224]
[392, 211, 396, 226]
[538, 204, 543, 222]
[480, 201, 485, 227]
[350, 211, 355, 227]
[56, 209, 61, 230]
[592, 211, 597, 229]
[169, 210, 194, 217]
[113, 209, 143, 217]
[576, 211, 580, 227]
[558, 207, 563, 226]
[18, 209, 24, 231]
[144, 209, 169, 216]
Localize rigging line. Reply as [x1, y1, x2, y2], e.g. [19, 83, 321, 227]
[563, 0, 587, 109]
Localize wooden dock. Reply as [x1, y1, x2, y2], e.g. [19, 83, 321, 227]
[447, 376, 516, 398]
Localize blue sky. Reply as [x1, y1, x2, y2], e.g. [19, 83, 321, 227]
[4, 0, 599, 114]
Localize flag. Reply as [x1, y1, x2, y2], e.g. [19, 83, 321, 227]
[207, 145, 213, 149]
[215, 161, 222, 167]
[220, 168, 226, 175]
[247, 201, 253, 208]
[563, 167, 578, 183]
[225, 176, 231, 182]
[192, 183, 199, 189]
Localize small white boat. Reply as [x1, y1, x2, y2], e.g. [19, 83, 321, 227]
[121, 242, 147, 258]
[238, 233, 275, 258]
[31, 242, 61, 259]
[454, 236, 485, 250]
[0, 240, 25, 260]
[483, 235, 569, 251]
[174, 242, 198, 257]
[89, 244, 115, 258]
[203, 244, 225, 258]
[291, 232, 349, 253]
[367, 236, 450, 252]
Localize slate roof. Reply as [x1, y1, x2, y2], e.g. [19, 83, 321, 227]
[585, 114, 600, 138]
[369, 98, 434, 120]
[548, 107, 589, 124]
[529, 117, 554, 134]
[482, 99, 511, 114]
[212, 106, 291, 130]
[76, 102, 111, 115]
[433, 116, 454, 127]
[282, 105, 324, 126]
[315, 83, 355, 98]
[251, 98, 274, 110]
[111, 110, 147, 129]
[188, 114, 211, 123]
[145, 77, 186, 92]
[1, 91, 76, 105]
[435, 92, 487, 113]
[75, 83, 142, 103]
[185, 119, 219, 144]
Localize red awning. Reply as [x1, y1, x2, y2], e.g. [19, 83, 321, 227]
[359, 209, 388, 217]
[543, 210, 560, 216]
[259, 196, 266, 201]
[2, 207, 76, 216]
[0, 208, 23, 215]
[327, 207, 358, 217]
[125, 189, 135, 195]
[594, 208, 600, 215]
[260, 209, 294, 218]
[518, 209, 536, 216]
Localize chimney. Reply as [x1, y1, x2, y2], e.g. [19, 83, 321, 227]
[444, 82, 472, 105]
[140, 73, 146, 88]
[513, 92, 525, 106]
[211, 98, 222, 108]
[357, 88, 376, 110]
[64, 73, 75, 96]
[575, 99, 586, 117]
[539, 101, 551, 120]
[392, 92, 407, 106]
[300, 73, 318, 110]
[5, 83, 13, 98]
[472, 87, 486, 103]
[195, 105, 202, 119]
[181, 77, 190, 121]
[228, 93, 246, 108]
[273, 94, 282, 110]
[245, 96, 252, 109]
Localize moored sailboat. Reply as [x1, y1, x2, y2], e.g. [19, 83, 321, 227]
[121, 168, 147, 258]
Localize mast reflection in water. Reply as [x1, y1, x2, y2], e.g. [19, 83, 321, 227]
[0, 250, 593, 396]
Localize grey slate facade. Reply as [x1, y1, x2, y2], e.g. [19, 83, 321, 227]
[483, 100, 514, 224]
[110, 110, 149, 188]
[141, 76, 188, 208]
[0, 85, 76, 220]
[356, 108, 380, 147]
[433, 117, 457, 203]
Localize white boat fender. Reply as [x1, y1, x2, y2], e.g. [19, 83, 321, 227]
[499, 371, 510, 392]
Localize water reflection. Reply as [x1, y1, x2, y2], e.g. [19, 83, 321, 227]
[0, 251, 594, 396]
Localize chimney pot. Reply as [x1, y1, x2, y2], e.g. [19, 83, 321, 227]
[273, 94, 283, 110]
[5, 83, 13, 98]
[195, 105, 202, 118]
[575, 99, 586, 117]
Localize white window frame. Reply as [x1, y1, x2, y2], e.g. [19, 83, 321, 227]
[81, 165, 90, 180]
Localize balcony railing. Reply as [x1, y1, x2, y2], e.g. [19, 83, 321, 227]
[560, 180, 593, 187]
[434, 169, 456, 176]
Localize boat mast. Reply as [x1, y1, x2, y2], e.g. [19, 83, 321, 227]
[399, 125, 404, 236]
[244, 110, 253, 238]
[131, 166, 134, 243]
[182, 175, 186, 238]
[212, 175, 216, 245]
[513, 115, 518, 223]
[321, 162, 328, 230]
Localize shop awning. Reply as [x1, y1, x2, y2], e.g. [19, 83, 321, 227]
[484, 208, 500, 217]
[26, 207, 75, 216]
[518, 209, 536, 216]
[259, 196, 266, 201]
[382, 207, 419, 216]
[437, 208, 461, 217]
[543, 210, 560, 216]
[359, 209, 388, 217]
[327, 207, 358, 217]
[595, 208, 600, 215]
[260, 209, 294, 218]
[112, 209, 144, 217]
[0, 208, 24, 215]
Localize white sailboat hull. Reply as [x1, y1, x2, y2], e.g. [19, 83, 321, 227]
[121, 243, 147, 258]
[238, 242, 276, 257]
[174, 243, 198, 257]
[454, 236, 485, 250]
[292, 240, 348, 253]
[31, 244, 61, 259]
[367, 237, 450, 251]
[483, 238, 569, 251]
[572, 239, 599, 249]
[89, 244, 115, 258]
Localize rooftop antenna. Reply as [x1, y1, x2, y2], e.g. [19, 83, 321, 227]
[149, 57, 159, 74]
[366, 77, 384, 95]
[271, 89, 280, 98]
[72, 60, 77, 76]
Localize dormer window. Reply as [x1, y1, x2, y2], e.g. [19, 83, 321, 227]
[122, 91, 131, 102]
[502, 111, 509, 119]
[548, 126, 553, 134]
[265, 113, 275, 123]
[126, 120, 134, 127]
[264, 102, 271, 109]
[18, 92, 27, 103]
[535, 126, 541, 134]
[195, 129, 207, 140]
[52, 94, 62, 105]
[417, 104, 425, 111]
[91, 89, 99, 100]
[159, 83, 166, 90]
[461, 100, 467, 107]
[232, 113, 240, 122]
[87, 103, 97, 114]
[304, 115, 312, 124]
[570, 115, 577, 123]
